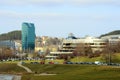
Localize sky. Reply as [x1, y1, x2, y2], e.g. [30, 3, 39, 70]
[0, 0, 120, 38]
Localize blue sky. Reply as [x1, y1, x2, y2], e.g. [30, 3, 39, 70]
[0, 0, 120, 37]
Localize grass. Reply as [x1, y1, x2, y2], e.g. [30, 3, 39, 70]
[1, 53, 120, 80]
[71, 56, 104, 62]
[22, 64, 120, 80]
[1, 58, 120, 80]
[71, 53, 120, 63]
[0, 63, 26, 74]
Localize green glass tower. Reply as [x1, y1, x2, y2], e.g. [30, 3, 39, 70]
[22, 22, 35, 52]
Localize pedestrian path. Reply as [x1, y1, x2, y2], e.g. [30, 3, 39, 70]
[17, 62, 33, 73]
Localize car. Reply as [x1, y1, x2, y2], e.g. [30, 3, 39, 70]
[21, 62, 26, 64]
[107, 63, 120, 66]
[63, 61, 73, 64]
[30, 62, 39, 64]
[34, 62, 39, 64]
[54, 62, 59, 64]
[95, 61, 101, 65]
[48, 61, 54, 64]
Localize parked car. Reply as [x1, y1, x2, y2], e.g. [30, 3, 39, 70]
[30, 62, 39, 64]
[48, 61, 54, 64]
[21, 61, 26, 64]
[63, 61, 73, 64]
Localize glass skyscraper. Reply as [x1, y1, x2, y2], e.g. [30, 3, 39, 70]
[22, 22, 35, 52]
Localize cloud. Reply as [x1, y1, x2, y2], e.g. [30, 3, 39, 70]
[0, 0, 64, 6]
[0, 10, 63, 20]
[0, 0, 120, 6]
[68, 0, 120, 5]
[0, 9, 119, 21]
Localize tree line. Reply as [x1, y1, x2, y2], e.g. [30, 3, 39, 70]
[0, 30, 21, 40]
[100, 30, 120, 37]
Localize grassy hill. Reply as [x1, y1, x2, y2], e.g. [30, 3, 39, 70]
[100, 30, 120, 37]
[0, 30, 21, 40]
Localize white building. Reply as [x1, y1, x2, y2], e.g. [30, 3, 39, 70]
[101, 35, 120, 45]
[48, 34, 120, 57]
[60, 36, 107, 53]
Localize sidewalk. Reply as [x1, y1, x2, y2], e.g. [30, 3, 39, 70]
[17, 62, 33, 73]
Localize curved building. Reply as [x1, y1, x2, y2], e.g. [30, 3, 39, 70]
[22, 22, 35, 52]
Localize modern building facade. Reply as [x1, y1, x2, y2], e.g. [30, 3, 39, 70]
[48, 34, 120, 58]
[49, 35, 107, 57]
[22, 22, 35, 52]
[101, 35, 120, 45]
[61, 36, 107, 53]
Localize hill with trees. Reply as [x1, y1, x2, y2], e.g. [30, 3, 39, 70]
[0, 30, 21, 40]
[100, 30, 120, 37]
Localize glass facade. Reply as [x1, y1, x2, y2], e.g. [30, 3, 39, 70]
[22, 22, 35, 52]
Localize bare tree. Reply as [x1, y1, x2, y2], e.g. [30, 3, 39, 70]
[102, 42, 115, 64]
[73, 43, 93, 56]
[73, 43, 85, 56]
[0, 47, 15, 59]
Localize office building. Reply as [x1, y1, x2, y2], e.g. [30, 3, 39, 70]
[22, 22, 35, 52]
[49, 35, 107, 57]
[61, 35, 107, 53]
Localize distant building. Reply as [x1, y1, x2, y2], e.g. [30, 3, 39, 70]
[61, 36, 107, 53]
[49, 35, 107, 57]
[0, 40, 16, 49]
[47, 34, 120, 58]
[22, 22, 36, 52]
[101, 35, 120, 45]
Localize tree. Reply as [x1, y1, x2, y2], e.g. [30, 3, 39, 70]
[0, 47, 15, 60]
[33, 52, 39, 58]
[45, 48, 50, 55]
[113, 41, 120, 53]
[59, 54, 71, 61]
[72, 43, 93, 62]
[73, 43, 85, 56]
[102, 42, 114, 64]
[102, 41, 120, 64]
[100, 30, 120, 38]
[73, 43, 93, 57]
[0, 30, 21, 40]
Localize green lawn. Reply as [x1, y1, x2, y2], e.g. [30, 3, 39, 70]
[0, 63, 26, 74]
[22, 64, 120, 80]
[71, 56, 104, 62]
[1, 53, 120, 80]
[1, 62, 120, 80]
[71, 53, 120, 63]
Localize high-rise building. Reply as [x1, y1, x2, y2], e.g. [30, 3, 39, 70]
[22, 22, 35, 52]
